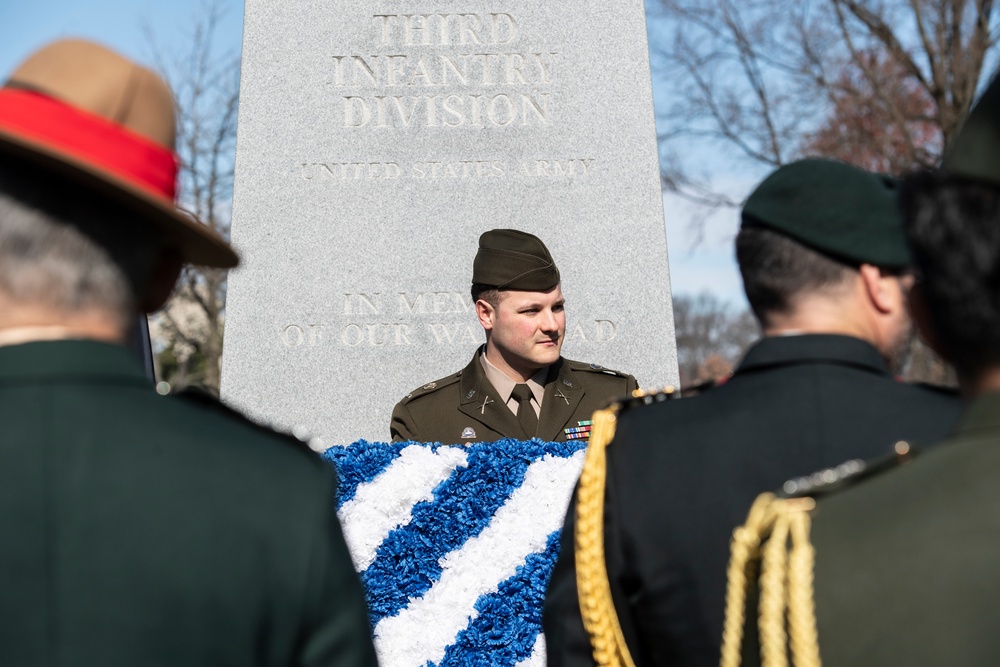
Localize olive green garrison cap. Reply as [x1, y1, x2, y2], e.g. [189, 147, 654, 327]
[742, 158, 908, 269]
[943, 72, 1000, 184]
[473, 229, 560, 291]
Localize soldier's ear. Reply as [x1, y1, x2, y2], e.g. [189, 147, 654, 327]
[140, 249, 184, 314]
[476, 299, 496, 331]
[858, 264, 904, 314]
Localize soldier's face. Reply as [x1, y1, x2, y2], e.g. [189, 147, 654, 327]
[480, 285, 566, 377]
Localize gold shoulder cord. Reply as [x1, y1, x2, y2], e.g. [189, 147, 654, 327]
[719, 493, 822, 667]
[574, 401, 635, 667]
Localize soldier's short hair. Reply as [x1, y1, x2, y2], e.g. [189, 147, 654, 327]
[0, 158, 161, 332]
[471, 283, 505, 308]
[736, 225, 856, 325]
[900, 170, 1000, 378]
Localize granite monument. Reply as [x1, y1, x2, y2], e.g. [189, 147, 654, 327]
[222, 0, 678, 445]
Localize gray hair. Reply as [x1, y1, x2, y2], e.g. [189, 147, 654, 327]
[0, 159, 162, 331]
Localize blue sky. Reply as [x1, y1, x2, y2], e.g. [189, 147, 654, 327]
[1, 0, 751, 308]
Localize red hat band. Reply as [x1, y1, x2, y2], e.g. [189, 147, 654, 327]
[0, 87, 178, 201]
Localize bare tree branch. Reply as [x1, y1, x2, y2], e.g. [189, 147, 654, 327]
[654, 0, 999, 223]
[144, 0, 240, 394]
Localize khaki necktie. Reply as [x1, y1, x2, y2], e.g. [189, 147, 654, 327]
[512, 383, 538, 439]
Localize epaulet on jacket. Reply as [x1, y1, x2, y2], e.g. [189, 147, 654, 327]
[175, 387, 317, 454]
[600, 385, 680, 414]
[779, 440, 918, 499]
[719, 439, 920, 667]
[567, 359, 632, 380]
[679, 376, 728, 397]
[399, 371, 462, 404]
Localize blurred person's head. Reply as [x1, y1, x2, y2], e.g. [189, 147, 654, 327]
[0, 159, 181, 340]
[737, 159, 914, 369]
[899, 171, 1000, 390]
[0, 38, 236, 344]
[899, 71, 1000, 392]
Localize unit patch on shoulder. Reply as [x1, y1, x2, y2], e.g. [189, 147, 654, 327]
[461, 427, 477, 439]
[564, 420, 593, 441]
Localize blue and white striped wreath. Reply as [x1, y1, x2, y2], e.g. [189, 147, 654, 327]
[323, 438, 586, 667]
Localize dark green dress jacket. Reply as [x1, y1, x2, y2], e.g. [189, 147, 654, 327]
[798, 391, 1000, 666]
[0, 340, 376, 667]
[543, 334, 962, 667]
[390, 348, 637, 444]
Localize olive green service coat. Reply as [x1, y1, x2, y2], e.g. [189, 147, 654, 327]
[390, 348, 637, 444]
[543, 334, 962, 667]
[794, 391, 1000, 667]
[0, 340, 376, 667]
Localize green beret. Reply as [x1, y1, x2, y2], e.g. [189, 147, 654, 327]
[742, 159, 909, 268]
[473, 229, 560, 291]
[943, 73, 1000, 184]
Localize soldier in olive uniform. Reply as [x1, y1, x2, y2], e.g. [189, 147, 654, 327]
[0, 41, 375, 666]
[727, 74, 1000, 667]
[543, 160, 962, 667]
[391, 229, 637, 445]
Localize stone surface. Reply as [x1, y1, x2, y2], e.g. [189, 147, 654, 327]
[222, 0, 678, 445]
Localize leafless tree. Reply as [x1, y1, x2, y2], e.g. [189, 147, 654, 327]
[654, 0, 987, 385]
[653, 0, 999, 200]
[144, 1, 240, 394]
[672, 292, 759, 388]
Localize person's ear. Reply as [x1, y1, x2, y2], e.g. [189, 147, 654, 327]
[858, 264, 902, 314]
[476, 299, 496, 331]
[140, 249, 183, 313]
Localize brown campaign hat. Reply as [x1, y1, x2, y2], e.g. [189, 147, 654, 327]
[0, 38, 238, 268]
[473, 229, 560, 291]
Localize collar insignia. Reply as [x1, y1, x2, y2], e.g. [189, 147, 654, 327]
[564, 420, 593, 440]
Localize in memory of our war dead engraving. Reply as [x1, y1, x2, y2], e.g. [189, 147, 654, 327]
[222, 0, 679, 444]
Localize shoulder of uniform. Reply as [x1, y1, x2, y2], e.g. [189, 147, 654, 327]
[779, 440, 918, 499]
[398, 370, 462, 404]
[679, 374, 731, 397]
[174, 387, 318, 455]
[566, 359, 635, 381]
[907, 380, 961, 398]
[597, 385, 680, 417]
